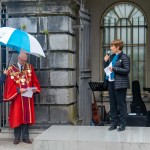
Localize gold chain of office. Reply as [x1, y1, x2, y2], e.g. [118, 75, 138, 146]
[8, 63, 32, 85]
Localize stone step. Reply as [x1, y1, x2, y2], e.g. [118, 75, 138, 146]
[33, 125, 150, 150]
[0, 140, 33, 150]
[0, 127, 45, 140]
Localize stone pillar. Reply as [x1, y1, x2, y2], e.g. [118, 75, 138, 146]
[2, 0, 80, 126]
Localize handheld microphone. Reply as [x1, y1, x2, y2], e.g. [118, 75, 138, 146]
[107, 51, 111, 56]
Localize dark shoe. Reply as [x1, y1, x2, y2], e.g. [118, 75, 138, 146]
[14, 139, 20, 145]
[108, 125, 117, 131]
[23, 139, 32, 144]
[118, 126, 125, 132]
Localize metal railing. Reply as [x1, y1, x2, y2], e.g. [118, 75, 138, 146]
[0, 99, 9, 128]
[0, 3, 8, 129]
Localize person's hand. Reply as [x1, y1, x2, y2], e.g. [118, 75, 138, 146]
[3, 69, 8, 75]
[32, 88, 37, 93]
[109, 67, 113, 72]
[20, 88, 27, 94]
[104, 55, 110, 62]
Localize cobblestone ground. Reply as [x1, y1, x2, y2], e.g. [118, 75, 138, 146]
[0, 140, 33, 150]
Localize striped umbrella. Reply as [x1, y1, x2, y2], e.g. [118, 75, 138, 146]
[0, 27, 45, 57]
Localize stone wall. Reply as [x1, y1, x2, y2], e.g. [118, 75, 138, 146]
[2, 0, 79, 126]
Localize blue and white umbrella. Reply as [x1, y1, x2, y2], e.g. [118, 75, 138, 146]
[0, 27, 45, 57]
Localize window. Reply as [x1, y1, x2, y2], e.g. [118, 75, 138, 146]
[101, 3, 147, 89]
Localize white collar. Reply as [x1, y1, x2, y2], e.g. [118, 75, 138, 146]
[17, 62, 22, 71]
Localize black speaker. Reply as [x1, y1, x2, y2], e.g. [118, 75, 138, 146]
[126, 114, 149, 127]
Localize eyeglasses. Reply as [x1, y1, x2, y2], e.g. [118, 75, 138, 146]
[19, 57, 28, 63]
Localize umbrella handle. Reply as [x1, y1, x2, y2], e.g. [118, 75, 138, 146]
[6, 52, 13, 69]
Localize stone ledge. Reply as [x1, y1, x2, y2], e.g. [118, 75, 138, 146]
[33, 125, 150, 150]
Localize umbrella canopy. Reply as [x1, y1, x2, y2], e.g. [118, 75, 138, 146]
[0, 27, 45, 57]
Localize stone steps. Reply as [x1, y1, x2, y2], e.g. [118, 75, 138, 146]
[0, 127, 44, 150]
[0, 140, 33, 150]
[0, 127, 44, 140]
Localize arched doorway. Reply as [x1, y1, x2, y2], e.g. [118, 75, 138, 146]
[100, 3, 147, 91]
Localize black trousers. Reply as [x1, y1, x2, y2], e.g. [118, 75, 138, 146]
[108, 82, 127, 126]
[14, 124, 29, 140]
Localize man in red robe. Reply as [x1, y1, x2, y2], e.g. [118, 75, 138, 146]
[3, 51, 40, 144]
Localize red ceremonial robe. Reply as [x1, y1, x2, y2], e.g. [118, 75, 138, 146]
[3, 63, 40, 128]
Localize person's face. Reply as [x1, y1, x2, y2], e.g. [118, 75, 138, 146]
[110, 45, 119, 54]
[18, 56, 27, 66]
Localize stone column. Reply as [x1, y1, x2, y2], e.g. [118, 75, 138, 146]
[3, 0, 80, 127]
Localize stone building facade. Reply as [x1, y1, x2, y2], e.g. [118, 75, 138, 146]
[0, 0, 91, 127]
[1, 0, 150, 128]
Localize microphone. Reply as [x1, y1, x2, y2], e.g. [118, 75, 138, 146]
[107, 51, 111, 56]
